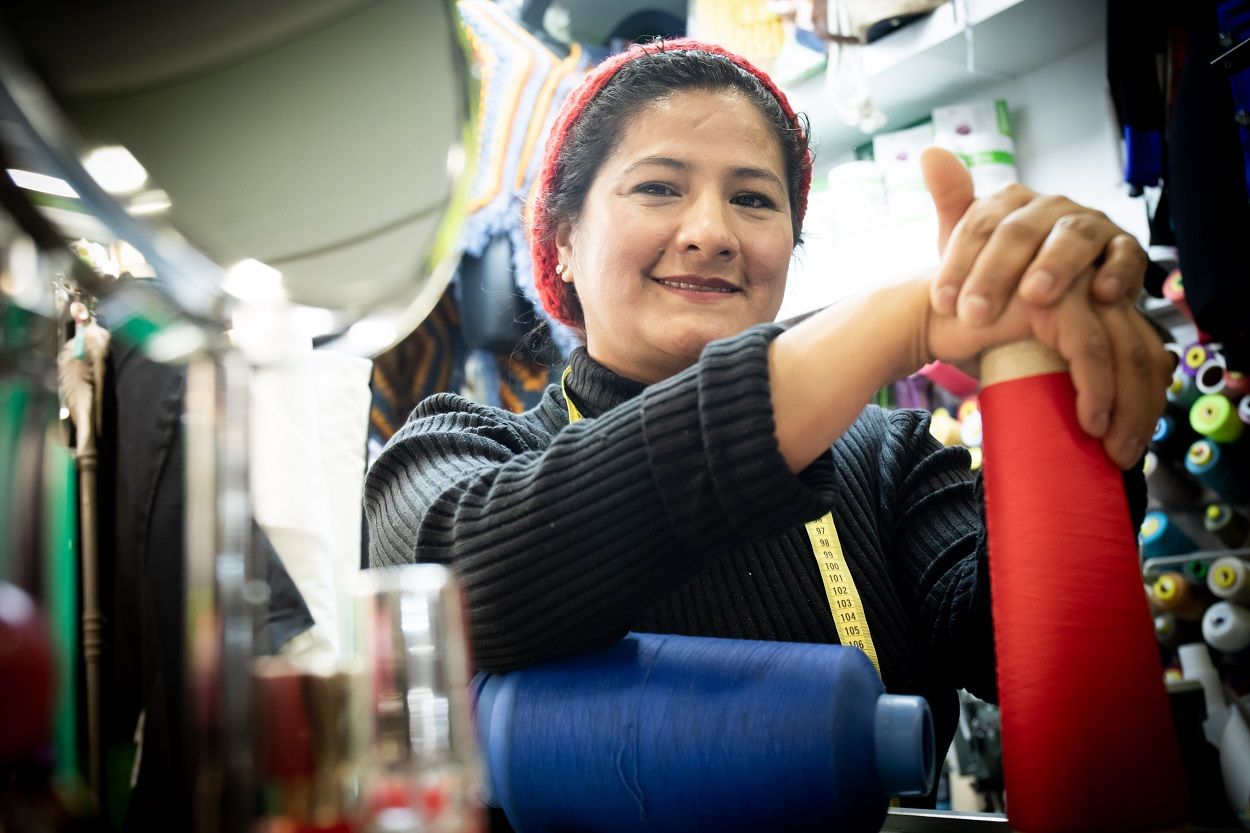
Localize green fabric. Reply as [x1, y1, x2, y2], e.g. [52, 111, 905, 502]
[43, 438, 79, 784]
[0, 377, 31, 583]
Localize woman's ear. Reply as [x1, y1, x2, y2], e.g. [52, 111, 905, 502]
[555, 221, 575, 283]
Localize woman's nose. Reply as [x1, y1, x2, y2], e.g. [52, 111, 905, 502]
[675, 193, 738, 258]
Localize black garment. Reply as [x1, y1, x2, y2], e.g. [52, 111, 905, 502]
[1107, 0, 1250, 368]
[365, 324, 1147, 803]
[97, 338, 313, 830]
[1168, 1, 1250, 367]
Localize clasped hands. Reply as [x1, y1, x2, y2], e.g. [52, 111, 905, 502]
[917, 147, 1172, 470]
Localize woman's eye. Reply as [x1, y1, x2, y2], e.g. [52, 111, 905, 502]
[732, 192, 775, 209]
[636, 182, 677, 197]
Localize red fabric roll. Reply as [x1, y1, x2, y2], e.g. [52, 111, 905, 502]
[980, 372, 1187, 832]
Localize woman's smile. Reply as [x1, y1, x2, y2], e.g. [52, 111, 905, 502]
[650, 274, 742, 298]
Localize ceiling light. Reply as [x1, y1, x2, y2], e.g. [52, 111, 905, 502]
[127, 190, 171, 216]
[222, 258, 285, 303]
[6, 169, 78, 198]
[82, 145, 148, 195]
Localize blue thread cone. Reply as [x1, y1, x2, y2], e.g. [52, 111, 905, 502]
[474, 633, 933, 833]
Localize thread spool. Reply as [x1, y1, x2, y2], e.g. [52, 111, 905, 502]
[1195, 359, 1229, 396]
[928, 407, 962, 446]
[1140, 511, 1197, 559]
[1184, 559, 1210, 586]
[253, 659, 314, 781]
[1186, 440, 1250, 503]
[1142, 451, 1204, 509]
[1208, 557, 1250, 604]
[1225, 371, 1250, 397]
[1204, 568, 1246, 615]
[978, 341, 1186, 832]
[1182, 342, 1211, 378]
[0, 583, 55, 762]
[959, 410, 983, 448]
[1202, 601, 1250, 655]
[1190, 394, 1245, 444]
[1151, 571, 1209, 622]
[1154, 611, 1201, 648]
[1206, 505, 1250, 549]
[1166, 373, 1201, 411]
[1163, 270, 1190, 321]
[474, 633, 935, 833]
[1152, 414, 1200, 461]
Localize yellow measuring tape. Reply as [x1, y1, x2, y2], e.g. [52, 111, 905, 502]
[560, 366, 882, 675]
[803, 513, 880, 674]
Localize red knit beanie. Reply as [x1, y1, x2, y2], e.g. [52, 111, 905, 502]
[529, 39, 814, 330]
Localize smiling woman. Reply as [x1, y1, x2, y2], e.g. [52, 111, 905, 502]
[364, 38, 1172, 824]
[554, 89, 794, 382]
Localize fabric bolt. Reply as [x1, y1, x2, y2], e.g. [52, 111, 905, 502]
[366, 322, 1150, 805]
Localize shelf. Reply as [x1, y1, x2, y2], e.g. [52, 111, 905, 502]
[782, 0, 1106, 162]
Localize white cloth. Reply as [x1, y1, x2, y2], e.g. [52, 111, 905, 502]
[249, 330, 372, 660]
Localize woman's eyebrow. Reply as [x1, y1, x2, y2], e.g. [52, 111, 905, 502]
[621, 155, 690, 175]
[731, 166, 785, 191]
[622, 157, 783, 191]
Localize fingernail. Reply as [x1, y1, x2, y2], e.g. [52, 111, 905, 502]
[1091, 411, 1110, 436]
[1023, 270, 1056, 296]
[935, 286, 958, 312]
[958, 294, 990, 323]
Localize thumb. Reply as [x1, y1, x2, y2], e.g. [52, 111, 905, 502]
[920, 146, 974, 254]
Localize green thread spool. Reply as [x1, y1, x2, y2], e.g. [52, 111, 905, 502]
[1190, 394, 1244, 444]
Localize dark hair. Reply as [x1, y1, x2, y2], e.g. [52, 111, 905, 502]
[531, 41, 812, 331]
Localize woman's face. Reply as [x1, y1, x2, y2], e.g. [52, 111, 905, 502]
[555, 88, 795, 383]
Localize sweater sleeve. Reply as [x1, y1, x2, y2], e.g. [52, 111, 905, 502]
[364, 325, 837, 672]
[882, 410, 1150, 706]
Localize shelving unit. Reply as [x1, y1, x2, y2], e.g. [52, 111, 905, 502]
[782, 0, 1106, 161]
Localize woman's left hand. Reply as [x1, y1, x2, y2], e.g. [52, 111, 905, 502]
[917, 147, 1170, 469]
[919, 147, 1147, 322]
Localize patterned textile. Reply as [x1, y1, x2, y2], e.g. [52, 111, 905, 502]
[368, 289, 465, 459]
[457, 0, 592, 354]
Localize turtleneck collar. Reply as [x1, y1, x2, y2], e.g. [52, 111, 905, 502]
[563, 347, 648, 419]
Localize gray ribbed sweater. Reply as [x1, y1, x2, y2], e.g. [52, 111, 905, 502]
[364, 323, 1145, 774]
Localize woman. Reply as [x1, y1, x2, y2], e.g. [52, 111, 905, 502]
[365, 39, 1170, 790]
